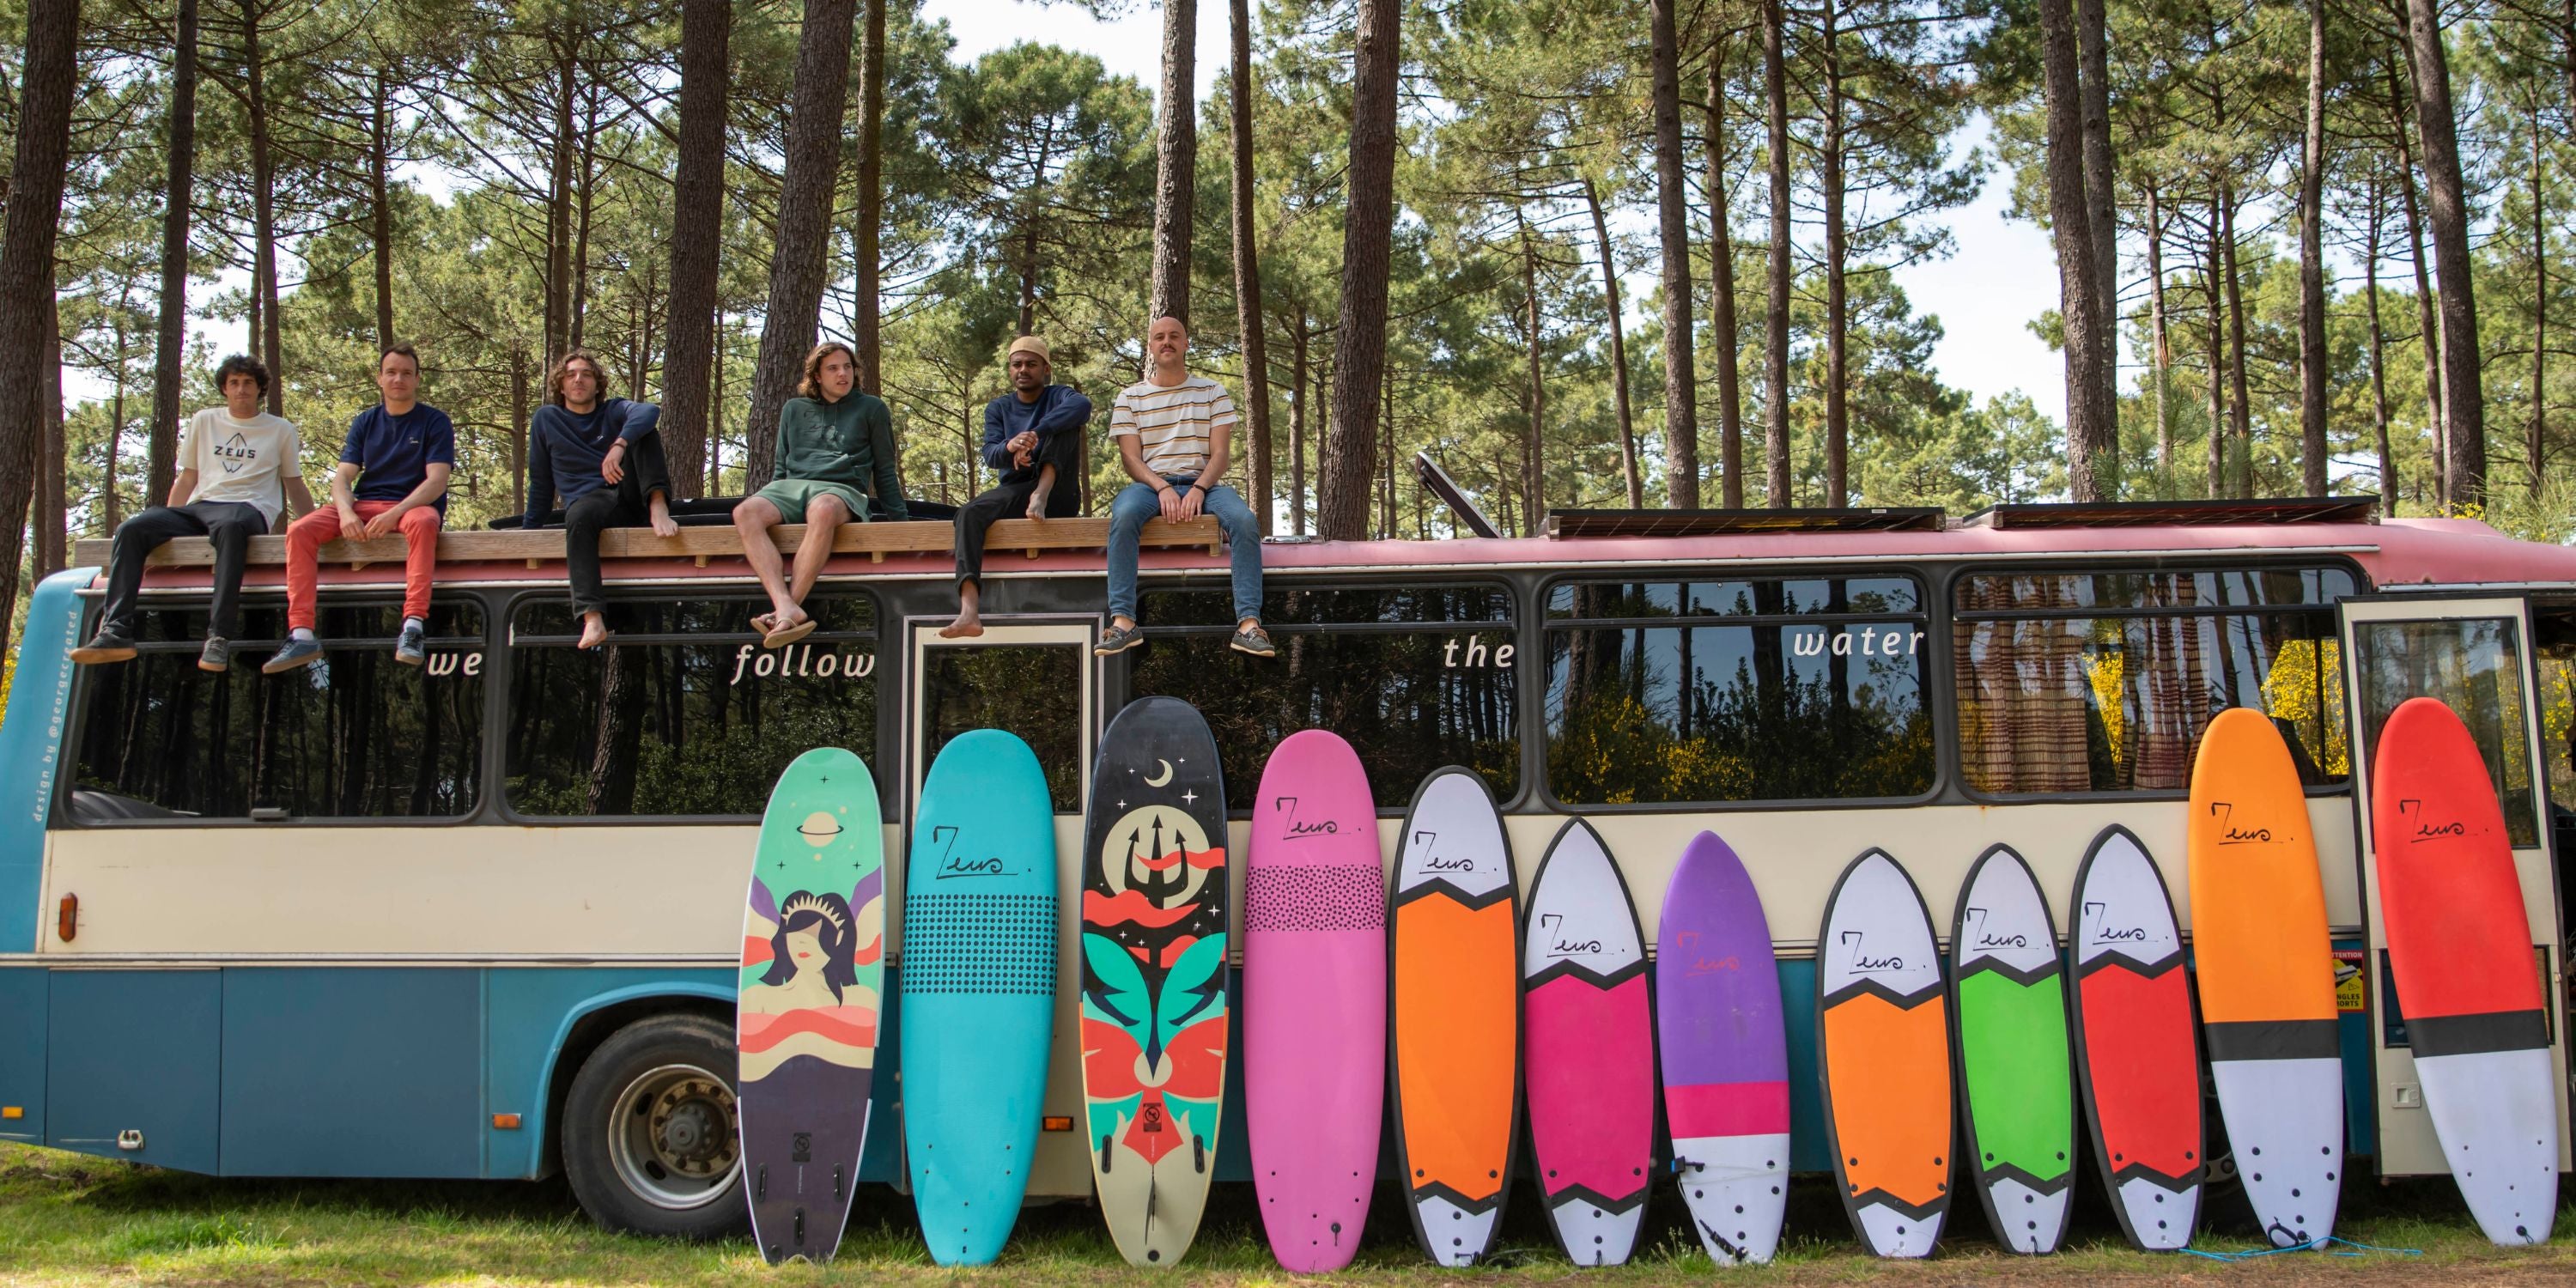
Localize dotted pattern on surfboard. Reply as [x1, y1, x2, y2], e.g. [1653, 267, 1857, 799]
[2372, 697, 2558, 1246]
[1389, 768, 1521, 1267]
[1817, 848, 1951, 1259]
[1522, 818, 1656, 1267]
[1656, 830, 1789, 1265]
[2069, 824, 2203, 1251]
[1948, 843, 2075, 1255]
[901, 730, 1057, 1266]
[737, 746, 884, 1265]
[2189, 708, 2343, 1250]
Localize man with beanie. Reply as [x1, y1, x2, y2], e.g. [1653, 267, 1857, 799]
[939, 335, 1091, 638]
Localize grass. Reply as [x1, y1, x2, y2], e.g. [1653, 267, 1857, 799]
[4, 1141, 2576, 1285]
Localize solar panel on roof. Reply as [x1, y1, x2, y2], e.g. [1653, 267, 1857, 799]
[1959, 496, 2378, 529]
[1540, 507, 1946, 538]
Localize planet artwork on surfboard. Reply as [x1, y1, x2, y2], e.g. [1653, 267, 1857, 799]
[1244, 730, 1385, 1273]
[1656, 830, 1789, 1266]
[2372, 696, 2558, 1247]
[1079, 696, 1231, 1267]
[2069, 824, 2203, 1252]
[2189, 708, 2342, 1250]
[1948, 843, 2075, 1255]
[900, 729, 1058, 1266]
[1817, 848, 1950, 1259]
[1388, 768, 1521, 1267]
[1522, 818, 1656, 1267]
[738, 746, 885, 1265]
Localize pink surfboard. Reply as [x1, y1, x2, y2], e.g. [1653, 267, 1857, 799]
[1523, 818, 1656, 1266]
[1244, 730, 1386, 1272]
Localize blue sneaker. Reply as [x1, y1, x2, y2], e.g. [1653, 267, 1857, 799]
[262, 636, 322, 675]
[395, 621, 427, 666]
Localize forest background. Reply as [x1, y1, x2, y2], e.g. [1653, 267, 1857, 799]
[0, 0, 2568, 680]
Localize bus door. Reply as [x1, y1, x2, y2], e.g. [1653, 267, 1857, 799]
[2337, 593, 2572, 1176]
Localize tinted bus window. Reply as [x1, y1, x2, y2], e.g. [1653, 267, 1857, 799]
[70, 600, 485, 821]
[1545, 575, 1934, 805]
[1127, 583, 1519, 811]
[504, 595, 878, 817]
[1953, 568, 2354, 795]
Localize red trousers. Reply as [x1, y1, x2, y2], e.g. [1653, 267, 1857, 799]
[286, 501, 440, 629]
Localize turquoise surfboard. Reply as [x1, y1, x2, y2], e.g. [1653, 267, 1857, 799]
[900, 730, 1060, 1265]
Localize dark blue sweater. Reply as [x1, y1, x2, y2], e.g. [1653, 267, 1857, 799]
[981, 386, 1093, 484]
[523, 399, 659, 528]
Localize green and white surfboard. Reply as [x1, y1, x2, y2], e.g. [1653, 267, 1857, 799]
[1948, 843, 2075, 1255]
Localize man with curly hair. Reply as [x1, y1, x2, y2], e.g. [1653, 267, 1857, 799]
[521, 348, 678, 649]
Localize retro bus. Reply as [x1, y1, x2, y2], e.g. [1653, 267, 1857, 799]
[1, 495, 2569, 1238]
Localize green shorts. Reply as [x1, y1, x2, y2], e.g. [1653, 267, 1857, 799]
[750, 478, 870, 524]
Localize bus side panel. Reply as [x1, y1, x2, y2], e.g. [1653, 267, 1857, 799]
[0, 571, 88, 953]
[1779, 957, 1831, 1174]
[47, 969, 219, 1172]
[219, 968, 483, 1177]
[482, 968, 732, 1181]
[0, 968, 44, 1143]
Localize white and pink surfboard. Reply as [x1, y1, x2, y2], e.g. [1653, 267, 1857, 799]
[1243, 731, 1386, 1272]
[1523, 818, 1656, 1266]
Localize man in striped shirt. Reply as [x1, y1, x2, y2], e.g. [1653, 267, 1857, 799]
[1094, 315, 1273, 658]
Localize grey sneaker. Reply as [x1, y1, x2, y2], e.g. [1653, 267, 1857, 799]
[262, 636, 323, 675]
[197, 637, 231, 672]
[1230, 624, 1278, 658]
[395, 621, 427, 666]
[68, 629, 138, 665]
[1093, 623, 1145, 656]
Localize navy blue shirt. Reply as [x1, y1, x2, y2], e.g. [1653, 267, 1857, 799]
[524, 399, 661, 528]
[342, 403, 457, 513]
[980, 386, 1093, 485]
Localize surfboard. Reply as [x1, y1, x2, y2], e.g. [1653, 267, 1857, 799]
[1078, 696, 1230, 1267]
[1389, 768, 1520, 1267]
[1656, 830, 1789, 1266]
[1817, 848, 1950, 1259]
[1245, 730, 1384, 1272]
[738, 746, 884, 1264]
[2188, 707, 2342, 1249]
[2372, 696, 2558, 1246]
[1949, 843, 2075, 1255]
[2069, 824, 2203, 1251]
[1522, 818, 1655, 1267]
[900, 729, 1057, 1266]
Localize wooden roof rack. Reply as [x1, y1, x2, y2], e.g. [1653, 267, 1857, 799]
[1540, 506, 1946, 538]
[1959, 496, 2379, 530]
[69, 515, 1226, 574]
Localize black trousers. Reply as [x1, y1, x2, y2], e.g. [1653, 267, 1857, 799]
[98, 500, 270, 639]
[564, 431, 673, 615]
[955, 428, 1084, 587]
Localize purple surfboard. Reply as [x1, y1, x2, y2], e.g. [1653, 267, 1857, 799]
[1656, 831, 1789, 1264]
[1244, 731, 1385, 1272]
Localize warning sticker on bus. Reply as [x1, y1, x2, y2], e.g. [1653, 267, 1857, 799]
[2333, 949, 2366, 1014]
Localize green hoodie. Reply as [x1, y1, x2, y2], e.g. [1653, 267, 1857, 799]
[775, 391, 908, 519]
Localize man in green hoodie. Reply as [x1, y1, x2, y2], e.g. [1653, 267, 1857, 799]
[733, 339, 908, 647]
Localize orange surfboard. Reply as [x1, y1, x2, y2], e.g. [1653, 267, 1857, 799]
[2187, 708, 2342, 1249]
[1816, 849, 1951, 1258]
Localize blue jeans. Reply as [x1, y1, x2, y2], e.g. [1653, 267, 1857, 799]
[1106, 478, 1263, 624]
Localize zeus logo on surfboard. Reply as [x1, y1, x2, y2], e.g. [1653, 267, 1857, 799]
[1836, 930, 1906, 975]
[1409, 829, 1480, 874]
[928, 824, 1013, 879]
[2394, 798, 2474, 841]
[1273, 795, 1340, 838]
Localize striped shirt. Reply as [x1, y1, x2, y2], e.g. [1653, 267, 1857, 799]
[1109, 373, 1236, 478]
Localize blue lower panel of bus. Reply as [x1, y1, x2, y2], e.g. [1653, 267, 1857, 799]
[0, 969, 46, 1145]
[221, 969, 484, 1177]
[47, 970, 222, 1173]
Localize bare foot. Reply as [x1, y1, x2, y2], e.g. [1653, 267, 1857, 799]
[578, 612, 610, 650]
[1024, 488, 1051, 521]
[939, 615, 985, 639]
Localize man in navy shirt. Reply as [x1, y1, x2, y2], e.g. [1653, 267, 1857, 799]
[939, 335, 1091, 638]
[522, 348, 678, 648]
[266, 342, 454, 671]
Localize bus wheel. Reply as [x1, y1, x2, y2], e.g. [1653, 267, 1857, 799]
[562, 1012, 745, 1237]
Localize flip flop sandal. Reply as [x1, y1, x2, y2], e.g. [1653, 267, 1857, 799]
[764, 617, 818, 649]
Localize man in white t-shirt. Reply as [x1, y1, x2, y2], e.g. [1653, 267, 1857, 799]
[1094, 315, 1272, 658]
[70, 354, 315, 672]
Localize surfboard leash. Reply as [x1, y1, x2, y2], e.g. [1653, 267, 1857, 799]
[2180, 1234, 2424, 1261]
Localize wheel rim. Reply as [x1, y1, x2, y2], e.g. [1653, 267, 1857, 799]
[608, 1061, 741, 1211]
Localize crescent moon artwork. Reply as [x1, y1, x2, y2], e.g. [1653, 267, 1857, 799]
[1144, 759, 1176, 787]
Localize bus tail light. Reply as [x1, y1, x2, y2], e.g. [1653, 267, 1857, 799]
[492, 1114, 522, 1130]
[55, 895, 74, 943]
[2, 1107, 22, 1120]
[1042, 1116, 1073, 1133]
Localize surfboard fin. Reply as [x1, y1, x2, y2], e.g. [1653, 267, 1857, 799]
[755, 1164, 767, 1201]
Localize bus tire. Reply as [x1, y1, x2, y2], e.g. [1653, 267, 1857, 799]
[562, 1012, 746, 1238]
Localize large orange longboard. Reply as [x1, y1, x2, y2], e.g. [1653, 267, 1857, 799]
[2187, 708, 2342, 1249]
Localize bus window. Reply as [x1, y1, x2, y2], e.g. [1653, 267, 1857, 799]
[1542, 574, 1934, 805]
[920, 645, 1084, 811]
[2354, 616, 2540, 847]
[1953, 567, 2354, 796]
[1127, 583, 1519, 811]
[69, 599, 485, 822]
[503, 594, 878, 818]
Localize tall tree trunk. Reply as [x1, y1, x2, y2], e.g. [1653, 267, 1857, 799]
[744, 0, 860, 488]
[1649, 0, 1698, 506]
[1521, 216, 1546, 524]
[2296, 0, 2329, 495]
[1150, 0, 1197, 322]
[1380, 360, 1397, 536]
[659, 0, 732, 501]
[568, 85, 600, 352]
[2389, 52, 2446, 504]
[1762, 0, 1792, 507]
[1290, 313, 1308, 535]
[1820, 2, 1850, 507]
[106, 311, 128, 531]
[2038, 0, 2110, 498]
[855, 0, 886, 388]
[1018, 222, 1039, 337]
[1585, 179, 1643, 507]
[2222, 186, 2253, 499]
[712, 312, 729, 494]
[1316, 0, 1399, 539]
[2147, 181, 2173, 485]
[544, 37, 576, 364]
[1707, 58, 1745, 507]
[371, 62, 395, 349]
[0, 0, 81, 656]
[2404, 0, 2486, 506]
[2205, 193, 2227, 498]
[2076, 0, 2117, 449]
[2366, 169, 2397, 513]
[2529, 114, 2548, 495]
[1230, 0, 1272, 533]
[245, 0, 283, 414]
[510, 341, 530, 514]
[149, 0, 197, 504]
[38, 295, 64, 578]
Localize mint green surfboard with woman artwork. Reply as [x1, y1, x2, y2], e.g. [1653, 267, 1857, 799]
[737, 747, 885, 1264]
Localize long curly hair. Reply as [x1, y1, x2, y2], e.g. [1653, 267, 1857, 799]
[798, 341, 859, 401]
[759, 890, 860, 1000]
[545, 349, 607, 407]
